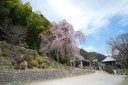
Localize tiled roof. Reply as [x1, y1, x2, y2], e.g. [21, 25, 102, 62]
[102, 57, 116, 62]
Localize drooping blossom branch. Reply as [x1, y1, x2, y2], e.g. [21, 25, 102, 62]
[40, 20, 85, 66]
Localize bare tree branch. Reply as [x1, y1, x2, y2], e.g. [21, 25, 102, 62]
[107, 33, 128, 68]
[0, 24, 27, 45]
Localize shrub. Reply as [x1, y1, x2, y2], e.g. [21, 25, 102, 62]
[20, 61, 28, 70]
[20, 64, 25, 70]
[28, 50, 38, 56]
[20, 42, 29, 48]
[42, 58, 50, 65]
[38, 64, 42, 69]
[20, 54, 26, 62]
[19, 47, 26, 54]
[0, 41, 11, 49]
[25, 55, 34, 62]
[14, 56, 23, 64]
[11, 60, 16, 65]
[2, 48, 11, 57]
[15, 64, 20, 70]
[42, 63, 48, 69]
[106, 66, 113, 74]
[27, 61, 33, 68]
[36, 56, 43, 64]
[0, 48, 2, 57]
[31, 60, 38, 67]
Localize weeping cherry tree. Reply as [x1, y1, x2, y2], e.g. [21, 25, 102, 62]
[40, 20, 85, 66]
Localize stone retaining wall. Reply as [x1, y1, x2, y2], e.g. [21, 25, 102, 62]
[114, 69, 128, 75]
[0, 69, 94, 85]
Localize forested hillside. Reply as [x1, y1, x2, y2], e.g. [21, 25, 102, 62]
[0, 0, 87, 70]
[89, 52, 106, 62]
[80, 48, 96, 60]
[80, 48, 106, 62]
[0, 0, 51, 50]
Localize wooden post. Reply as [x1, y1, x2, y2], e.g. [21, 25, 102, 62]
[80, 60, 83, 68]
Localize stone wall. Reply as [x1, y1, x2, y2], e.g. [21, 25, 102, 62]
[114, 69, 128, 75]
[0, 69, 94, 85]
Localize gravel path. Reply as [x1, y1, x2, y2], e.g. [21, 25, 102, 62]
[25, 71, 126, 85]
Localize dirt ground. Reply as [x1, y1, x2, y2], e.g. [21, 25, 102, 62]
[24, 71, 126, 85]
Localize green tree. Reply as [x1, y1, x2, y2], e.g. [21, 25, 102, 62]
[6, 0, 32, 26]
[26, 12, 51, 49]
[0, 0, 10, 24]
[0, 0, 51, 50]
